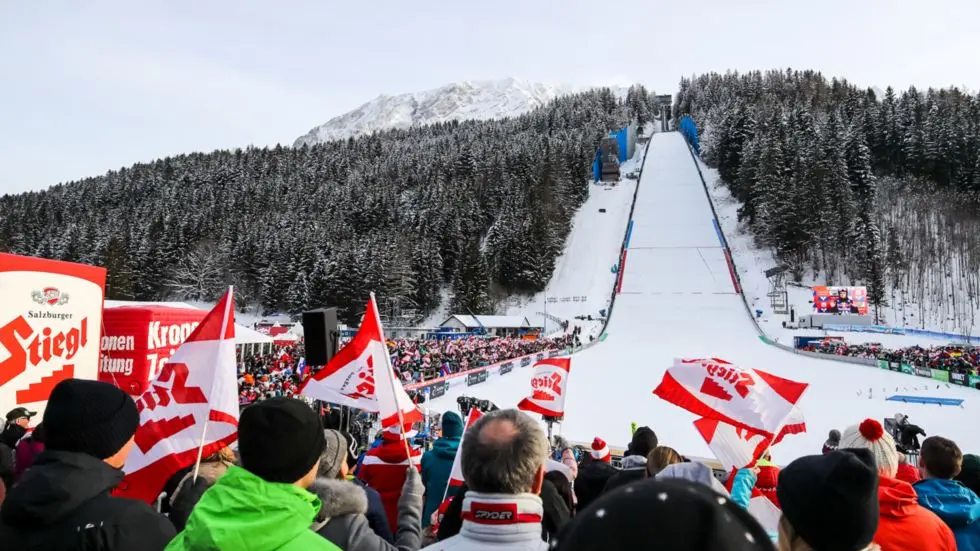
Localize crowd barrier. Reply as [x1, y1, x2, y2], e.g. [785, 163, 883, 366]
[822, 323, 980, 345]
[870, 357, 980, 389]
[404, 349, 566, 399]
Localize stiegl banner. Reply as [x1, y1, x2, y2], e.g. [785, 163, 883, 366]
[0, 253, 106, 421]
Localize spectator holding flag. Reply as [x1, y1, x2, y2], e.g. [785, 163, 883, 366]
[309, 429, 424, 551]
[0, 379, 175, 551]
[359, 426, 423, 533]
[421, 411, 465, 527]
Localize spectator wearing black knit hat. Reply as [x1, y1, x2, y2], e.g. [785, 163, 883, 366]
[0, 379, 176, 551]
[168, 397, 340, 551]
[777, 448, 880, 551]
[553, 477, 774, 551]
[602, 426, 658, 494]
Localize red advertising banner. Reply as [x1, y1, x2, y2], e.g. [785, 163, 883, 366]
[100, 306, 206, 395]
[0, 253, 107, 421]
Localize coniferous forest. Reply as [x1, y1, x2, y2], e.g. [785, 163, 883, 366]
[678, 70, 980, 331]
[0, 88, 659, 323]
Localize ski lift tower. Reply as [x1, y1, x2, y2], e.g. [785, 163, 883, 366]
[765, 266, 789, 315]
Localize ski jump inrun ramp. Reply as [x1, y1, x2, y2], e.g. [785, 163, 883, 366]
[428, 132, 978, 463]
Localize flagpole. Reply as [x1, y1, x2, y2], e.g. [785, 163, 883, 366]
[193, 286, 234, 482]
[370, 292, 415, 462]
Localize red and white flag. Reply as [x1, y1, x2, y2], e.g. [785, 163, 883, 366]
[116, 288, 239, 504]
[301, 294, 421, 428]
[654, 358, 807, 437]
[518, 357, 571, 418]
[693, 405, 806, 471]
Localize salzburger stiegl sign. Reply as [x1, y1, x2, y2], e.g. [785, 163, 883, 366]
[0, 253, 107, 421]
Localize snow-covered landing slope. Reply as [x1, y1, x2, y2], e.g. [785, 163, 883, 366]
[504, 148, 645, 337]
[428, 132, 978, 464]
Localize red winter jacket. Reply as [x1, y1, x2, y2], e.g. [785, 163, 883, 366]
[356, 439, 421, 531]
[874, 475, 956, 551]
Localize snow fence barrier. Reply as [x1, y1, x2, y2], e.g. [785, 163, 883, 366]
[405, 350, 559, 399]
[822, 324, 980, 345]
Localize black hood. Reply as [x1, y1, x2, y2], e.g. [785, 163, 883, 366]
[0, 423, 27, 447]
[1, 450, 124, 528]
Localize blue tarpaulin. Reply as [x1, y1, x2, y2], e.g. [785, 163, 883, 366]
[886, 395, 963, 407]
[679, 115, 699, 155]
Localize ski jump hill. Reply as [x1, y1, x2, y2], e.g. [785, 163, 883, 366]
[427, 131, 979, 464]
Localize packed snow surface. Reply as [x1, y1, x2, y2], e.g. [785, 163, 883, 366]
[427, 132, 978, 465]
[504, 146, 644, 338]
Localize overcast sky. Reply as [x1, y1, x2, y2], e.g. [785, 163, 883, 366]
[1, 0, 977, 195]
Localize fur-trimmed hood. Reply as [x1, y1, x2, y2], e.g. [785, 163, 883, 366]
[308, 478, 368, 521]
[619, 454, 647, 470]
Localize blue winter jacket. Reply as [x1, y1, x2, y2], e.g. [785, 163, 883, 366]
[915, 478, 980, 551]
[420, 436, 460, 527]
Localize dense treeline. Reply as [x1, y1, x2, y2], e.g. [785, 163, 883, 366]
[0, 87, 658, 323]
[677, 70, 980, 329]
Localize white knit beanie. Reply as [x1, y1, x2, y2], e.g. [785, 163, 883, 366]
[840, 419, 900, 478]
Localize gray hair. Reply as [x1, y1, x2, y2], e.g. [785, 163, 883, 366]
[461, 408, 548, 494]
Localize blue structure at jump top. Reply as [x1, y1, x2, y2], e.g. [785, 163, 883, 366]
[612, 127, 629, 163]
[593, 149, 602, 182]
[679, 115, 700, 155]
[886, 395, 964, 407]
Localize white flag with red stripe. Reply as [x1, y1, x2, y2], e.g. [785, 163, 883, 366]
[115, 288, 239, 504]
[447, 407, 483, 488]
[432, 407, 483, 529]
[693, 405, 805, 471]
[301, 295, 421, 428]
[654, 358, 807, 437]
[517, 357, 570, 417]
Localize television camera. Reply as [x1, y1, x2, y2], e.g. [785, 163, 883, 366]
[457, 395, 500, 417]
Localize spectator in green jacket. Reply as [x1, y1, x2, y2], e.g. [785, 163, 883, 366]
[166, 397, 339, 551]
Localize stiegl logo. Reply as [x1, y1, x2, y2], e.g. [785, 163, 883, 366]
[31, 287, 69, 306]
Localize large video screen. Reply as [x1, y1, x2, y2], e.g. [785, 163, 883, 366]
[812, 286, 869, 315]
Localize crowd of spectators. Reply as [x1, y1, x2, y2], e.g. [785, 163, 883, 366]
[389, 333, 576, 383]
[800, 340, 979, 375]
[236, 334, 577, 405]
[7, 379, 980, 550]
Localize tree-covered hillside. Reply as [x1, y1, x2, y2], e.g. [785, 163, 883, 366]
[678, 70, 980, 330]
[1, 86, 658, 323]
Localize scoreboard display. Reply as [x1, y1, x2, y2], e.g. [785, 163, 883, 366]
[812, 286, 868, 315]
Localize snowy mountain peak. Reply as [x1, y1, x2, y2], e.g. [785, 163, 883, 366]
[294, 78, 578, 146]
